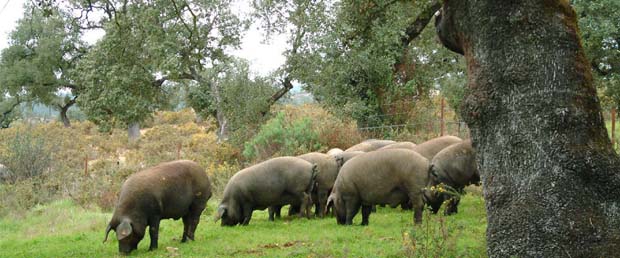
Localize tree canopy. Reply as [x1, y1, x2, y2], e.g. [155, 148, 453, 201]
[70, 0, 247, 134]
[0, 0, 616, 139]
[0, 4, 86, 127]
[572, 0, 620, 108]
[252, 0, 465, 129]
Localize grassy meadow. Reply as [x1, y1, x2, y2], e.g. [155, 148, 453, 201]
[0, 104, 481, 257]
[0, 192, 486, 258]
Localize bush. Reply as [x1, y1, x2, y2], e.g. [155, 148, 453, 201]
[139, 124, 194, 167]
[242, 111, 322, 161]
[64, 162, 138, 211]
[152, 108, 197, 125]
[0, 127, 54, 183]
[278, 104, 363, 150]
[206, 162, 240, 199]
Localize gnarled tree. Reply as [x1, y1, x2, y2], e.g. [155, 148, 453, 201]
[0, 5, 87, 127]
[436, 0, 620, 256]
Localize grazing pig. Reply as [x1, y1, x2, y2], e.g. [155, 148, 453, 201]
[332, 151, 365, 168]
[344, 139, 396, 152]
[326, 149, 430, 225]
[427, 140, 479, 215]
[411, 136, 462, 160]
[298, 152, 340, 218]
[269, 152, 340, 219]
[377, 141, 417, 151]
[215, 157, 317, 226]
[103, 160, 212, 254]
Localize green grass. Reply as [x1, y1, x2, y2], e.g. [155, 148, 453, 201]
[0, 193, 487, 258]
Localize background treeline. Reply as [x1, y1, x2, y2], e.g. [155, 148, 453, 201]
[0, 0, 617, 215]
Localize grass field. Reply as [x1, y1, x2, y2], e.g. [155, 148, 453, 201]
[0, 191, 487, 258]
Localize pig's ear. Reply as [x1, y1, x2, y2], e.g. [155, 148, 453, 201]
[325, 194, 335, 216]
[116, 220, 132, 240]
[214, 205, 227, 222]
[335, 156, 344, 170]
[103, 223, 112, 243]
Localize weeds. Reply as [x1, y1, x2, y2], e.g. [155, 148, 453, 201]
[0, 127, 54, 183]
[403, 193, 486, 258]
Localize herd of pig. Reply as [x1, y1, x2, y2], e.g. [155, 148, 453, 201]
[103, 135, 479, 254]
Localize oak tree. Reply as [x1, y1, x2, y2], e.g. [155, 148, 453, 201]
[436, 0, 620, 256]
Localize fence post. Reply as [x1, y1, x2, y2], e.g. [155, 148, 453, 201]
[84, 156, 88, 177]
[177, 143, 182, 160]
[440, 97, 446, 136]
[612, 107, 616, 148]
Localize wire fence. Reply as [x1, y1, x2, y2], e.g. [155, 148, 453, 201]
[356, 97, 469, 141]
[356, 102, 619, 152]
[358, 120, 469, 140]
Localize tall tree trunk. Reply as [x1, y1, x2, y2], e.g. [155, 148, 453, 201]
[189, 66, 229, 142]
[436, 1, 620, 256]
[215, 110, 229, 142]
[57, 96, 77, 128]
[59, 107, 71, 128]
[208, 80, 229, 142]
[128, 122, 141, 142]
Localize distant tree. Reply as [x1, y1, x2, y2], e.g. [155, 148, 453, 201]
[187, 58, 276, 141]
[251, 0, 331, 113]
[253, 0, 465, 128]
[0, 4, 87, 127]
[437, 0, 620, 256]
[572, 0, 620, 109]
[70, 0, 246, 140]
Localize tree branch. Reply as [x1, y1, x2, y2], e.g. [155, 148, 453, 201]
[262, 76, 294, 116]
[151, 73, 195, 88]
[400, 0, 441, 48]
[591, 59, 610, 76]
[170, 0, 196, 44]
[0, 96, 22, 128]
[57, 95, 78, 110]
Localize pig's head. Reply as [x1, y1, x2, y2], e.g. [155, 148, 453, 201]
[214, 202, 242, 226]
[104, 218, 146, 254]
[326, 191, 346, 225]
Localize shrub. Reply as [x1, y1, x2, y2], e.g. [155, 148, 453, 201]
[140, 124, 186, 167]
[206, 162, 240, 199]
[64, 162, 138, 211]
[242, 111, 322, 161]
[0, 127, 54, 183]
[0, 179, 46, 217]
[152, 108, 198, 125]
[277, 104, 363, 150]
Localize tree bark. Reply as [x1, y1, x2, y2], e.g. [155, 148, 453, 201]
[436, 1, 620, 257]
[128, 122, 141, 142]
[188, 66, 230, 142]
[208, 80, 229, 142]
[57, 96, 77, 128]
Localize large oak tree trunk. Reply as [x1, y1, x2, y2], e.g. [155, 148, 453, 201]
[436, 1, 620, 256]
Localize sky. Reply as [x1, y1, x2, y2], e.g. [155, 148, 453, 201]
[0, 0, 287, 76]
